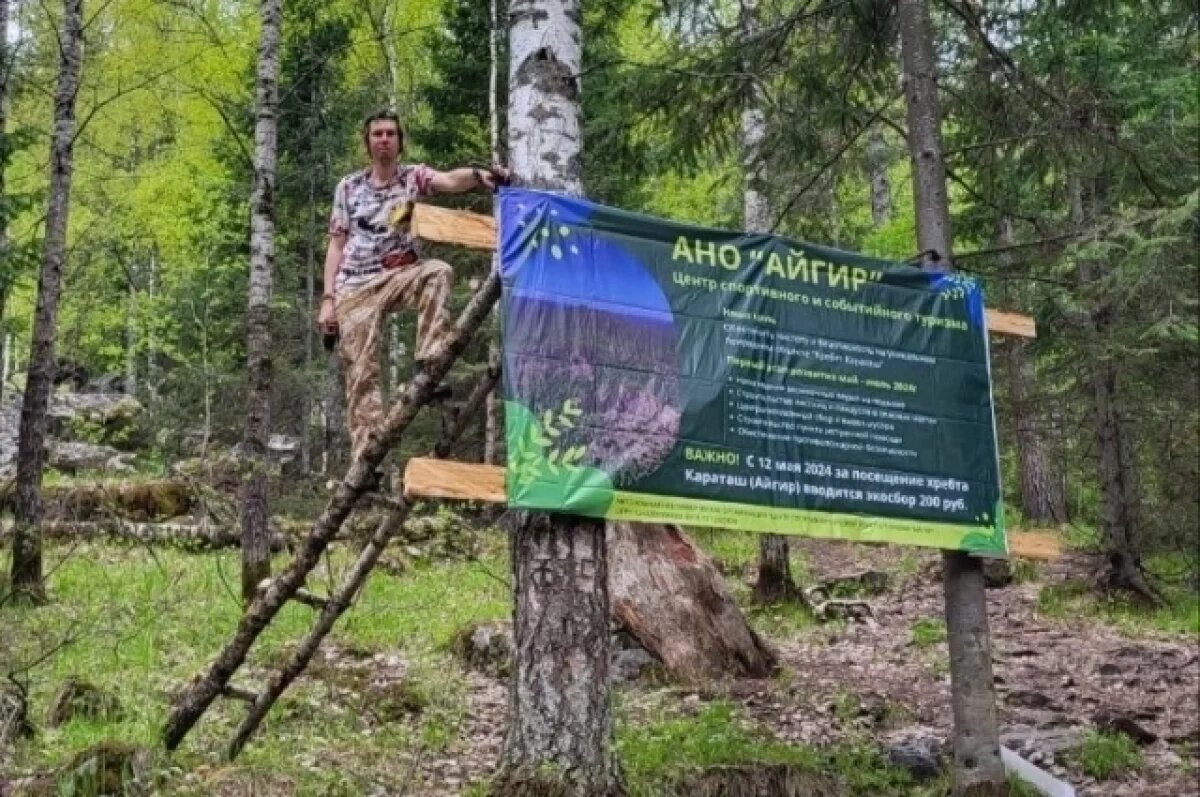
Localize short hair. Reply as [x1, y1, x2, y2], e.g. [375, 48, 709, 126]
[361, 108, 405, 152]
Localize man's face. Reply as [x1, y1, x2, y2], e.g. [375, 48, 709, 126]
[367, 120, 401, 163]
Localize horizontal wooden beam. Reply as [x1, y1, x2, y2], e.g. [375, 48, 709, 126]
[410, 205, 1036, 338]
[1005, 530, 1061, 561]
[411, 203, 497, 250]
[984, 308, 1036, 338]
[404, 457, 505, 503]
[402, 458, 1059, 559]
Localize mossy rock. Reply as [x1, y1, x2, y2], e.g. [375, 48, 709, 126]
[448, 621, 514, 679]
[364, 678, 430, 722]
[56, 741, 148, 795]
[46, 677, 123, 727]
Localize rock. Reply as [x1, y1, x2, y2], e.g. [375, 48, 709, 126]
[46, 678, 123, 727]
[611, 646, 659, 685]
[1095, 710, 1159, 745]
[885, 734, 944, 781]
[267, 434, 300, 464]
[58, 742, 148, 795]
[0, 682, 34, 744]
[48, 441, 134, 474]
[1000, 724, 1084, 755]
[1004, 689, 1061, 711]
[449, 621, 514, 678]
[47, 393, 144, 450]
[982, 559, 1013, 588]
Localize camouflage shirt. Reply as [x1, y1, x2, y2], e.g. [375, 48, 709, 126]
[329, 164, 435, 292]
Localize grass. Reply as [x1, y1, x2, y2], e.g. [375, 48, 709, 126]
[617, 701, 947, 797]
[910, 618, 947, 649]
[1037, 574, 1200, 637]
[1072, 730, 1145, 780]
[0, 541, 511, 795]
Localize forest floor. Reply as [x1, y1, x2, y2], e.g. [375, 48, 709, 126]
[1, 497, 1197, 797]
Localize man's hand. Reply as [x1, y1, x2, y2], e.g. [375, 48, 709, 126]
[317, 296, 338, 335]
[477, 165, 510, 191]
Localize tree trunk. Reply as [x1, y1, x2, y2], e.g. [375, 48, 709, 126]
[867, 126, 893, 228]
[240, 0, 282, 604]
[493, 515, 623, 796]
[9, 0, 84, 604]
[1069, 179, 1157, 603]
[897, 1, 1005, 793]
[301, 173, 315, 475]
[0, 0, 10, 408]
[739, 0, 794, 605]
[124, 259, 138, 398]
[995, 218, 1065, 525]
[609, 523, 777, 681]
[496, 2, 622, 795]
[483, 0, 504, 466]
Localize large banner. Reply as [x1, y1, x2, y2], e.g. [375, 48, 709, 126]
[498, 188, 1007, 556]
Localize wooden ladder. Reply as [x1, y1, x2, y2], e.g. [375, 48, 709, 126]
[162, 237, 498, 756]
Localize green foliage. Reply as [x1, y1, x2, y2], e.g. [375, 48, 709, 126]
[1073, 730, 1145, 780]
[910, 618, 947, 649]
[618, 702, 945, 796]
[1008, 775, 1043, 797]
[617, 702, 817, 792]
[1038, 574, 1200, 637]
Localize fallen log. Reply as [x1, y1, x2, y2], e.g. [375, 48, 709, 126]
[0, 479, 197, 522]
[0, 518, 291, 552]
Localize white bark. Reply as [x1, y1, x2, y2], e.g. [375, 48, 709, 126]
[499, 2, 620, 794]
[507, 0, 582, 192]
[240, 0, 282, 602]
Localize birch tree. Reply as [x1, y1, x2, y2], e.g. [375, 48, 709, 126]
[897, 0, 1004, 792]
[8, 0, 84, 603]
[240, 0, 282, 603]
[493, 2, 622, 794]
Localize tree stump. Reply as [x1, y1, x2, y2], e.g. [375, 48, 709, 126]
[608, 522, 777, 682]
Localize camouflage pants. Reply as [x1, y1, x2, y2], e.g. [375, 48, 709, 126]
[335, 259, 453, 459]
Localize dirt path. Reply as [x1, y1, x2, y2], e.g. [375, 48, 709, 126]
[416, 540, 1197, 796]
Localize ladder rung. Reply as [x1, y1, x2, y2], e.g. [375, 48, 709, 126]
[222, 685, 257, 703]
[292, 589, 329, 609]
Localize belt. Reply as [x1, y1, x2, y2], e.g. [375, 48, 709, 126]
[340, 250, 418, 278]
[382, 250, 419, 270]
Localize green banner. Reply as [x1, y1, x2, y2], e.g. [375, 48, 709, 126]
[498, 188, 1006, 555]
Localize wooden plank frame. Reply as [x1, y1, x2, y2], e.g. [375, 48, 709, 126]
[411, 204, 1038, 337]
[410, 204, 1056, 559]
[403, 458, 1060, 561]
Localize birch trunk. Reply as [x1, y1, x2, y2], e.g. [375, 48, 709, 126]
[10, 0, 84, 603]
[301, 174, 315, 474]
[124, 259, 138, 398]
[739, 0, 793, 604]
[495, 2, 622, 794]
[0, 0, 11, 407]
[240, 0, 281, 604]
[867, 126, 893, 228]
[484, 0, 504, 465]
[897, 0, 1005, 792]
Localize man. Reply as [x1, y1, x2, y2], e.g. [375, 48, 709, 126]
[318, 109, 506, 462]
